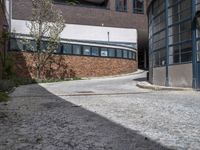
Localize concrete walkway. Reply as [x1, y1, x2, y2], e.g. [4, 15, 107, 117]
[0, 71, 200, 150]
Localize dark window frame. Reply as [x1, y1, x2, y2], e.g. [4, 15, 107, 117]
[116, 0, 128, 12]
[133, 0, 144, 14]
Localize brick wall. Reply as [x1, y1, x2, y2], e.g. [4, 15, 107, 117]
[13, 0, 148, 31]
[9, 51, 137, 79]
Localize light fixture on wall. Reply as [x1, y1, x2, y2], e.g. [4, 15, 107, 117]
[107, 31, 110, 42]
[3, 24, 8, 30]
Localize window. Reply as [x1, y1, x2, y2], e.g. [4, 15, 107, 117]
[73, 45, 81, 55]
[123, 50, 128, 58]
[63, 44, 72, 54]
[91, 47, 99, 56]
[57, 44, 63, 54]
[153, 49, 165, 67]
[169, 45, 180, 64]
[133, 52, 136, 60]
[108, 48, 115, 57]
[101, 48, 108, 56]
[10, 38, 137, 61]
[27, 40, 36, 51]
[197, 41, 200, 62]
[83, 46, 91, 55]
[128, 51, 133, 59]
[10, 38, 23, 51]
[116, 49, 122, 58]
[116, 0, 127, 12]
[197, 51, 200, 62]
[180, 42, 192, 63]
[41, 41, 48, 52]
[133, 0, 144, 14]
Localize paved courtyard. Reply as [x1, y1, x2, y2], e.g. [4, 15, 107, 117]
[0, 71, 200, 150]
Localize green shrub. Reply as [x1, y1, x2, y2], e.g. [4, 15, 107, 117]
[11, 76, 36, 86]
[0, 92, 9, 102]
[0, 52, 14, 79]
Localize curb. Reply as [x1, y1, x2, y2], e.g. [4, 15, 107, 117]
[82, 70, 147, 80]
[136, 81, 193, 91]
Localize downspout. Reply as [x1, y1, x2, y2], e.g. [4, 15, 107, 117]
[165, 0, 169, 86]
[192, 0, 197, 89]
[9, 0, 12, 32]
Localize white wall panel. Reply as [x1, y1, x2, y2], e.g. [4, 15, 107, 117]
[11, 19, 138, 44]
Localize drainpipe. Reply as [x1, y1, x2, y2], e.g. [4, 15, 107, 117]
[192, 0, 197, 89]
[9, 0, 12, 32]
[165, 0, 169, 86]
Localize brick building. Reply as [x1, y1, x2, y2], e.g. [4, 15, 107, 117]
[7, 0, 148, 79]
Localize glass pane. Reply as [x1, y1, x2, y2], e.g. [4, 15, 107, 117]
[101, 48, 108, 56]
[73, 45, 81, 55]
[116, 49, 122, 58]
[83, 46, 91, 55]
[63, 44, 72, 54]
[197, 51, 200, 62]
[116, 0, 127, 11]
[123, 50, 128, 58]
[133, 52, 136, 60]
[10, 38, 23, 50]
[91, 47, 99, 56]
[128, 51, 133, 59]
[181, 52, 192, 62]
[181, 42, 192, 54]
[28, 40, 37, 51]
[169, 45, 180, 64]
[108, 48, 115, 57]
[133, 0, 144, 14]
[196, 17, 200, 38]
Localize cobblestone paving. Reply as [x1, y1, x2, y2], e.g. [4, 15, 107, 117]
[0, 72, 200, 150]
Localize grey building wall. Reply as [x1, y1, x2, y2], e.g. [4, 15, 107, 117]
[168, 64, 193, 88]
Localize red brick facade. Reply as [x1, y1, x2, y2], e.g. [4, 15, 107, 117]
[9, 51, 137, 79]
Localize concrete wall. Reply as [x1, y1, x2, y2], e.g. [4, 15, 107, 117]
[151, 63, 193, 88]
[9, 51, 137, 79]
[168, 63, 193, 88]
[152, 67, 166, 86]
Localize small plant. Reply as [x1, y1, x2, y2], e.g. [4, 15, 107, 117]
[66, 0, 79, 5]
[0, 92, 9, 102]
[10, 76, 37, 86]
[0, 30, 13, 79]
[1, 53, 14, 79]
[73, 76, 82, 80]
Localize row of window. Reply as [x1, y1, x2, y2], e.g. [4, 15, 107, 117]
[115, 0, 144, 14]
[10, 38, 137, 60]
[148, 0, 193, 68]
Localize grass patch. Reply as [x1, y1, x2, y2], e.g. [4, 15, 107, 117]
[34, 77, 82, 83]
[0, 92, 9, 102]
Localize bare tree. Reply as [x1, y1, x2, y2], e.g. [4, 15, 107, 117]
[26, 0, 65, 79]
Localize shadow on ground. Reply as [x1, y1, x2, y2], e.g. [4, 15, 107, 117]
[133, 77, 147, 82]
[0, 84, 173, 150]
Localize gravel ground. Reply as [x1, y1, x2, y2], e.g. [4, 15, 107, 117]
[0, 71, 200, 150]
